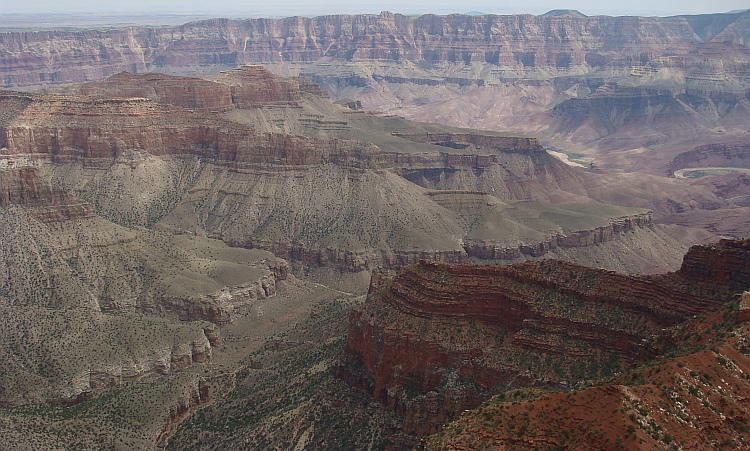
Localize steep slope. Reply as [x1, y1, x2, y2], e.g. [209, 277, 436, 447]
[1, 69, 716, 290]
[428, 298, 750, 450]
[342, 239, 750, 435]
[0, 161, 290, 406]
[1, 11, 748, 178]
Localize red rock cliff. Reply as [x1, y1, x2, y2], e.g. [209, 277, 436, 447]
[0, 92, 387, 169]
[74, 66, 308, 111]
[343, 239, 750, 435]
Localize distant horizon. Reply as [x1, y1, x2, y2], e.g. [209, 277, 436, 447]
[2, 0, 749, 20]
[3, 8, 750, 17]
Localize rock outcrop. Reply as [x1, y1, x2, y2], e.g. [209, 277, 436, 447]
[0, 165, 92, 222]
[343, 239, 750, 435]
[76, 72, 234, 111]
[158, 378, 211, 446]
[64, 66, 314, 112]
[1, 12, 744, 91]
[0, 92, 385, 170]
[738, 291, 750, 323]
[155, 261, 288, 326]
[676, 238, 750, 289]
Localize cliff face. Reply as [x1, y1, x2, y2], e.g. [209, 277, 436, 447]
[8, 68, 701, 284]
[0, 91, 384, 170]
[0, 165, 92, 222]
[343, 239, 750, 435]
[77, 72, 234, 110]
[0, 12, 724, 91]
[66, 65, 308, 111]
[677, 239, 750, 289]
[464, 211, 654, 260]
[1, 11, 748, 179]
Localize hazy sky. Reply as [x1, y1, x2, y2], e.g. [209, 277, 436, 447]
[3, 0, 748, 18]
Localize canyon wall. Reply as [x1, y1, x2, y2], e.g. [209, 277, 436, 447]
[0, 92, 385, 170]
[0, 11, 741, 91]
[344, 239, 750, 434]
[1, 11, 748, 177]
[2, 70, 701, 284]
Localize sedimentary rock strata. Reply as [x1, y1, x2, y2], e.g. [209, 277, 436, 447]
[2, 70, 707, 283]
[0, 12, 744, 91]
[1, 11, 748, 179]
[344, 239, 750, 434]
[0, 92, 383, 170]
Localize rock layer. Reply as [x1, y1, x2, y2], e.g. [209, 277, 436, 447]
[0, 12, 744, 91]
[1, 11, 749, 179]
[0, 92, 384, 170]
[7, 70, 699, 283]
[344, 239, 750, 435]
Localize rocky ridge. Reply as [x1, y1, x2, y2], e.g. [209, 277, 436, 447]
[2, 69, 713, 288]
[343, 239, 750, 435]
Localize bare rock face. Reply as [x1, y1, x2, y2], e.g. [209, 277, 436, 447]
[76, 72, 234, 110]
[677, 239, 750, 288]
[204, 65, 304, 108]
[2, 69, 715, 286]
[62, 66, 309, 112]
[0, 165, 92, 222]
[0, 11, 748, 179]
[0, 12, 724, 91]
[158, 378, 211, 444]
[0, 90, 384, 173]
[342, 239, 750, 435]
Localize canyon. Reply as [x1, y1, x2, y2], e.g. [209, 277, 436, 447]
[0, 9, 749, 450]
[1, 67, 718, 293]
[1, 10, 748, 178]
